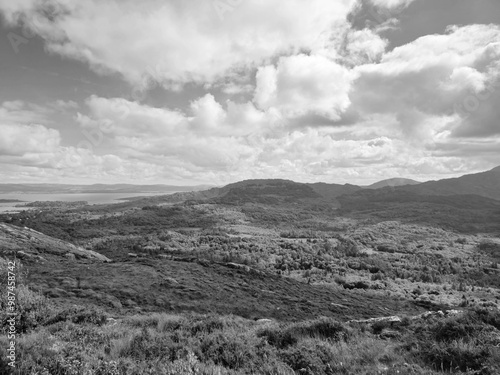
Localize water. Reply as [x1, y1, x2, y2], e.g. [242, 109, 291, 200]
[0, 192, 175, 213]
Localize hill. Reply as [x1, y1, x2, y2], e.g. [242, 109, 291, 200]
[337, 188, 500, 233]
[366, 178, 421, 189]
[0, 223, 111, 262]
[401, 166, 500, 201]
[307, 183, 362, 205]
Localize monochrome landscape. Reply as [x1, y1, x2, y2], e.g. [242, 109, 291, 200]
[1, 0, 500, 374]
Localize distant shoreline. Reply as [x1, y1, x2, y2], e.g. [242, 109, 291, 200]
[0, 199, 25, 203]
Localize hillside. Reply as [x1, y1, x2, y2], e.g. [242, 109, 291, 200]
[1, 175, 500, 374]
[307, 183, 362, 205]
[0, 223, 111, 262]
[337, 188, 500, 233]
[401, 166, 500, 201]
[366, 178, 421, 189]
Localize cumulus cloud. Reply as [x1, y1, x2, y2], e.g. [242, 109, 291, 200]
[0, 0, 357, 88]
[1, 2, 499, 184]
[341, 28, 388, 65]
[351, 24, 500, 138]
[369, 0, 417, 8]
[0, 123, 60, 156]
[254, 54, 354, 120]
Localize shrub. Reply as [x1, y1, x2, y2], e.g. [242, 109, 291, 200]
[197, 331, 258, 370]
[120, 327, 184, 361]
[257, 327, 298, 349]
[291, 317, 350, 341]
[0, 285, 54, 334]
[419, 338, 490, 372]
[279, 340, 335, 375]
[44, 305, 108, 326]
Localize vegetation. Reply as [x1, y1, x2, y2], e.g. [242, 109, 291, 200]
[1, 266, 499, 374]
[1, 179, 500, 374]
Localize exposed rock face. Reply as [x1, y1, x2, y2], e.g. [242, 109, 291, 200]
[349, 310, 464, 326]
[0, 223, 111, 262]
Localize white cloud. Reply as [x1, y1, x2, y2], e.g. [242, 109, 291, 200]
[1, 3, 499, 184]
[0, 0, 357, 87]
[0, 101, 50, 125]
[369, 0, 417, 8]
[254, 54, 354, 120]
[352, 24, 500, 135]
[0, 123, 61, 156]
[342, 29, 388, 65]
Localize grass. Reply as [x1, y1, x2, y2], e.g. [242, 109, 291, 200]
[1, 268, 500, 375]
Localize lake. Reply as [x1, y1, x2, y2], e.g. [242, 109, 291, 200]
[0, 192, 175, 213]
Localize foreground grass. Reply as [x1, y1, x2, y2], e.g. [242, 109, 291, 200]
[1, 259, 500, 374]
[1, 305, 500, 374]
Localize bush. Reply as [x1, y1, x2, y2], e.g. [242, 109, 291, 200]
[257, 327, 298, 349]
[406, 309, 500, 373]
[419, 338, 490, 372]
[292, 317, 350, 341]
[0, 285, 54, 334]
[280, 340, 335, 375]
[44, 305, 108, 326]
[197, 331, 258, 370]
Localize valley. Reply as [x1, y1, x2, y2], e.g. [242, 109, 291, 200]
[1, 167, 500, 374]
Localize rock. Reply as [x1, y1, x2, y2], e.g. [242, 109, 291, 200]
[128, 253, 138, 258]
[17, 250, 31, 259]
[159, 277, 179, 286]
[0, 223, 111, 262]
[65, 253, 76, 260]
[350, 316, 402, 325]
[330, 303, 348, 309]
[376, 243, 398, 253]
[379, 330, 402, 339]
[256, 319, 274, 324]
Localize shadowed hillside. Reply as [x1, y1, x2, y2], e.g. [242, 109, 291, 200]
[366, 178, 421, 189]
[402, 166, 500, 201]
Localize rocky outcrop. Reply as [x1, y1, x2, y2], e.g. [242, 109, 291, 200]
[348, 310, 464, 326]
[0, 223, 111, 262]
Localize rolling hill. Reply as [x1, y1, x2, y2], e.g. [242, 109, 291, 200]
[366, 178, 421, 189]
[401, 166, 500, 201]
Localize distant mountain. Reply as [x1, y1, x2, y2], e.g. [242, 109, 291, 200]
[337, 188, 500, 233]
[212, 179, 321, 205]
[162, 180, 364, 207]
[307, 183, 362, 203]
[366, 178, 421, 189]
[0, 183, 213, 194]
[401, 166, 500, 201]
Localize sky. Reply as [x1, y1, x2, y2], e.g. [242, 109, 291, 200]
[0, 0, 499, 186]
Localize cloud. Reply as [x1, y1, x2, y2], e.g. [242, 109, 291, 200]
[0, 123, 61, 156]
[254, 54, 354, 120]
[341, 28, 388, 65]
[369, 0, 417, 8]
[48, 100, 79, 111]
[351, 24, 500, 139]
[0, 0, 357, 87]
[0, 101, 50, 125]
[1, 2, 499, 184]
